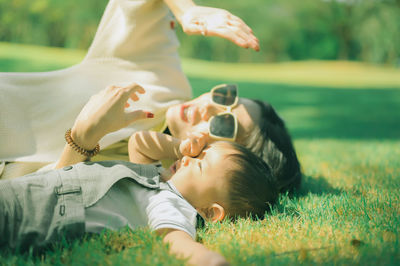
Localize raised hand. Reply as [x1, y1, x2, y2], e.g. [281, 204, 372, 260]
[179, 131, 208, 157]
[71, 83, 153, 150]
[180, 6, 259, 51]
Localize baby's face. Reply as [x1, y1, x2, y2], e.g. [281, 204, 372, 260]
[169, 142, 237, 210]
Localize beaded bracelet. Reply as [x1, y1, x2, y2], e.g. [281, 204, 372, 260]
[65, 129, 100, 157]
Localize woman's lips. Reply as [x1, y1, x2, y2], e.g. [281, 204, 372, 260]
[180, 104, 195, 124]
[180, 104, 199, 125]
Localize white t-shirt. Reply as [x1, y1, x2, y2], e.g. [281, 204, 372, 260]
[84, 179, 198, 239]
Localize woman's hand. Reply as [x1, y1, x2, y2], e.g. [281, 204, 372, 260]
[179, 132, 208, 158]
[71, 83, 153, 150]
[179, 6, 259, 51]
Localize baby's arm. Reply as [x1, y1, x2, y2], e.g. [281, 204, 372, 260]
[128, 131, 181, 164]
[128, 131, 208, 164]
[158, 228, 229, 266]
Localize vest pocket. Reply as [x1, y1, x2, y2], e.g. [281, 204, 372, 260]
[54, 185, 82, 196]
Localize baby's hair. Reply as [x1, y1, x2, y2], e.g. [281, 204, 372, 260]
[224, 142, 278, 220]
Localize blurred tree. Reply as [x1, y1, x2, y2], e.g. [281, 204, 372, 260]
[0, 0, 107, 48]
[352, 0, 400, 64]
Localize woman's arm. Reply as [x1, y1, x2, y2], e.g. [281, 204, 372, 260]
[158, 228, 229, 266]
[56, 83, 152, 169]
[163, 0, 259, 51]
[163, 0, 195, 20]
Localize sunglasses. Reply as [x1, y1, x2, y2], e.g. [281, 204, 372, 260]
[208, 84, 239, 141]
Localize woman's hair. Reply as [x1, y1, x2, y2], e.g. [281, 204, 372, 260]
[243, 100, 302, 193]
[224, 142, 279, 219]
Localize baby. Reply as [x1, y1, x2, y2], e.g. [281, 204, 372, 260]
[0, 84, 278, 265]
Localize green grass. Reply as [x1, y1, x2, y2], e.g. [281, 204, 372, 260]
[0, 42, 86, 72]
[1, 42, 399, 265]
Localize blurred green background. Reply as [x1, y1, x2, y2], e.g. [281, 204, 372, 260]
[1, 1, 400, 265]
[0, 0, 399, 65]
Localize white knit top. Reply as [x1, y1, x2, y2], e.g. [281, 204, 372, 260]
[0, 0, 192, 162]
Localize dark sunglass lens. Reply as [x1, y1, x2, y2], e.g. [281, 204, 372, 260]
[212, 84, 237, 106]
[210, 114, 235, 138]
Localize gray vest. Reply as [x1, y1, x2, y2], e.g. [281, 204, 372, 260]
[0, 161, 166, 251]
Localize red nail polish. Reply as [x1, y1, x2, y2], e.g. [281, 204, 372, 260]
[146, 112, 154, 118]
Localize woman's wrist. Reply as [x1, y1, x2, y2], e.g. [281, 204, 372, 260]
[164, 0, 196, 22]
[70, 126, 101, 151]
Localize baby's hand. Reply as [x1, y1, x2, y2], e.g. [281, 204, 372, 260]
[201, 250, 230, 266]
[179, 132, 208, 158]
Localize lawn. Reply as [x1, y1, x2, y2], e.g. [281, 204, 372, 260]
[1, 42, 399, 265]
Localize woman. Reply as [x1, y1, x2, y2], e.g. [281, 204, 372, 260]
[0, 0, 257, 167]
[0, 0, 300, 192]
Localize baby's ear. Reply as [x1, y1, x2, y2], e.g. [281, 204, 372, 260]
[210, 203, 225, 222]
[198, 203, 225, 222]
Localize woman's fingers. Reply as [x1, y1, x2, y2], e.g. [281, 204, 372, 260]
[231, 26, 259, 51]
[105, 83, 145, 100]
[227, 17, 252, 36]
[209, 12, 259, 51]
[130, 93, 139, 101]
[231, 15, 253, 34]
[206, 21, 259, 51]
[125, 110, 154, 124]
[181, 6, 259, 51]
[73, 83, 151, 143]
[103, 83, 152, 123]
[210, 27, 247, 48]
[212, 26, 259, 51]
[120, 83, 145, 102]
[229, 26, 259, 50]
[120, 83, 153, 124]
[107, 83, 147, 108]
[124, 82, 145, 94]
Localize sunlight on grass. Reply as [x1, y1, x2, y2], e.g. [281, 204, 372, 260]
[182, 58, 400, 89]
[0, 42, 86, 72]
[1, 42, 400, 88]
[0, 43, 399, 265]
[197, 139, 400, 265]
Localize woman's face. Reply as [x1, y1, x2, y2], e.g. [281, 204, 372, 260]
[166, 92, 261, 144]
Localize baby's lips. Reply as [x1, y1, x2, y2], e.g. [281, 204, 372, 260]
[146, 112, 154, 118]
